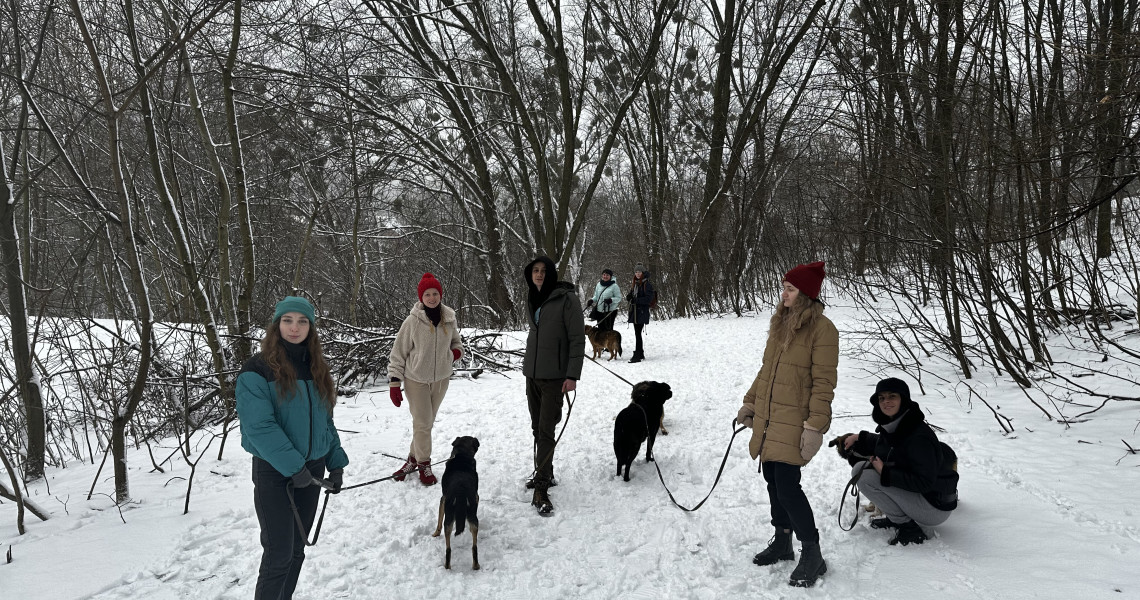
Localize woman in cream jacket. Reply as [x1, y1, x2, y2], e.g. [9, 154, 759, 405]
[388, 273, 463, 485]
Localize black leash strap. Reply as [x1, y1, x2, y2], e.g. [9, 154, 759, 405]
[585, 356, 635, 387]
[286, 456, 451, 546]
[652, 419, 746, 512]
[528, 391, 577, 482]
[838, 457, 871, 531]
[286, 482, 333, 547]
[340, 457, 450, 492]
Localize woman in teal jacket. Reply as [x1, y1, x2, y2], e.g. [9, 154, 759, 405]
[586, 268, 623, 332]
[237, 296, 349, 600]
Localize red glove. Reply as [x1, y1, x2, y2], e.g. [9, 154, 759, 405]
[452, 348, 461, 362]
[390, 386, 403, 407]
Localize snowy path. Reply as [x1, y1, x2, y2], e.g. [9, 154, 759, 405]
[5, 308, 1140, 599]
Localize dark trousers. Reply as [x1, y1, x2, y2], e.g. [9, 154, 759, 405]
[596, 310, 617, 332]
[526, 377, 565, 482]
[761, 461, 819, 544]
[252, 457, 325, 600]
[632, 323, 645, 357]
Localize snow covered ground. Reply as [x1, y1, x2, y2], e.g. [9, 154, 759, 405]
[4, 302, 1140, 599]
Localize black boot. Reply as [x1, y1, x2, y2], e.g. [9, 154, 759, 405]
[870, 517, 901, 530]
[628, 352, 644, 363]
[788, 541, 827, 587]
[888, 520, 928, 546]
[752, 530, 794, 566]
[531, 483, 554, 515]
[525, 475, 558, 489]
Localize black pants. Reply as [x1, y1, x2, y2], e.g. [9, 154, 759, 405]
[632, 323, 645, 357]
[252, 457, 325, 600]
[526, 377, 565, 483]
[761, 461, 819, 544]
[596, 310, 617, 332]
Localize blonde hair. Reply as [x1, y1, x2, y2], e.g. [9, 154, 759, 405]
[768, 295, 824, 351]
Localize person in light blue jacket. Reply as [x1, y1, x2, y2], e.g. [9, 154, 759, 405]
[586, 268, 623, 332]
[236, 296, 349, 600]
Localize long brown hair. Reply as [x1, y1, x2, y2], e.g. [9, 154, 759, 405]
[261, 319, 336, 411]
[768, 294, 825, 351]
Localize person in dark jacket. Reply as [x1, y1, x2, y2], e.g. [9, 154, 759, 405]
[625, 263, 654, 363]
[521, 256, 586, 514]
[236, 296, 349, 600]
[836, 377, 958, 546]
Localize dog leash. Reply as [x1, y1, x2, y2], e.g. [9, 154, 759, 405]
[586, 356, 636, 387]
[651, 419, 747, 512]
[831, 442, 877, 532]
[527, 390, 577, 484]
[286, 457, 451, 546]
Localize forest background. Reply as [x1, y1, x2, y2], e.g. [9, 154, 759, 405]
[0, 0, 1138, 514]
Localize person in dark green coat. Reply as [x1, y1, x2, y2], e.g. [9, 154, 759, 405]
[236, 296, 349, 600]
[521, 256, 585, 514]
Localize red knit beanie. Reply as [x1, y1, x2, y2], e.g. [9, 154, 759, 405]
[417, 273, 443, 300]
[783, 261, 826, 300]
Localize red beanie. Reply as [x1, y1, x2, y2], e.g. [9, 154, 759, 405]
[417, 273, 443, 300]
[783, 261, 826, 300]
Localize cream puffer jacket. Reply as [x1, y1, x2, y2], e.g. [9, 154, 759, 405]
[388, 302, 463, 386]
[742, 305, 839, 465]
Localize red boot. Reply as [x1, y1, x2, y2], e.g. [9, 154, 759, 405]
[418, 460, 437, 486]
[392, 455, 417, 482]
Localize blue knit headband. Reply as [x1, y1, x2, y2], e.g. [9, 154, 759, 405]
[273, 296, 317, 324]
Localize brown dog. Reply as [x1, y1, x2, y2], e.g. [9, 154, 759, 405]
[584, 325, 623, 361]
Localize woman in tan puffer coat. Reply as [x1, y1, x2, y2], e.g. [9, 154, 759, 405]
[736, 261, 838, 588]
[388, 273, 463, 486]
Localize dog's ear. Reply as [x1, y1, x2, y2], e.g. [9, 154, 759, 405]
[473, 438, 480, 453]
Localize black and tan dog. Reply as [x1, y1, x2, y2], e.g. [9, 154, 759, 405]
[432, 436, 480, 570]
[613, 381, 672, 481]
[584, 325, 623, 361]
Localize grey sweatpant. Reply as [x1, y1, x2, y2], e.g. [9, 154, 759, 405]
[856, 464, 951, 531]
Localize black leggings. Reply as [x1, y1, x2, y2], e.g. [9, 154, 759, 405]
[633, 323, 645, 356]
[761, 461, 819, 544]
[252, 457, 325, 600]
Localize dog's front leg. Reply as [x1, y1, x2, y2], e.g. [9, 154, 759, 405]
[432, 497, 445, 537]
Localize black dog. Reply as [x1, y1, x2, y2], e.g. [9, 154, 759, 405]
[613, 381, 672, 481]
[432, 436, 480, 570]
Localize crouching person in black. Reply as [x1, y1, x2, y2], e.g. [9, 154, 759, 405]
[834, 377, 958, 545]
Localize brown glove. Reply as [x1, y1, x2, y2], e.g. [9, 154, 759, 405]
[736, 404, 755, 429]
[800, 425, 823, 461]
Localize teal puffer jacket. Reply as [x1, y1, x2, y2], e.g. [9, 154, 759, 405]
[236, 352, 350, 477]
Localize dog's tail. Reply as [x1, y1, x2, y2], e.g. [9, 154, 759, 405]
[445, 494, 479, 535]
[617, 335, 623, 357]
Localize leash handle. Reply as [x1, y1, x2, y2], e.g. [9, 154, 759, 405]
[286, 482, 332, 546]
[654, 419, 745, 512]
[837, 460, 870, 531]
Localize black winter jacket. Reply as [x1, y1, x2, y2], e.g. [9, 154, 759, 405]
[847, 401, 958, 511]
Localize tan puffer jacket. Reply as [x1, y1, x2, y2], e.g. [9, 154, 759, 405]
[388, 303, 463, 386]
[742, 306, 839, 465]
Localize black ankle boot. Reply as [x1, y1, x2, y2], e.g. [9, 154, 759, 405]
[889, 520, 928, 545]
[788, 541, 827, 587]
[752, 530, 794, 566]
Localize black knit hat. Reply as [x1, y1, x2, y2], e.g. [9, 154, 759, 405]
[602, 268, 614, 276]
